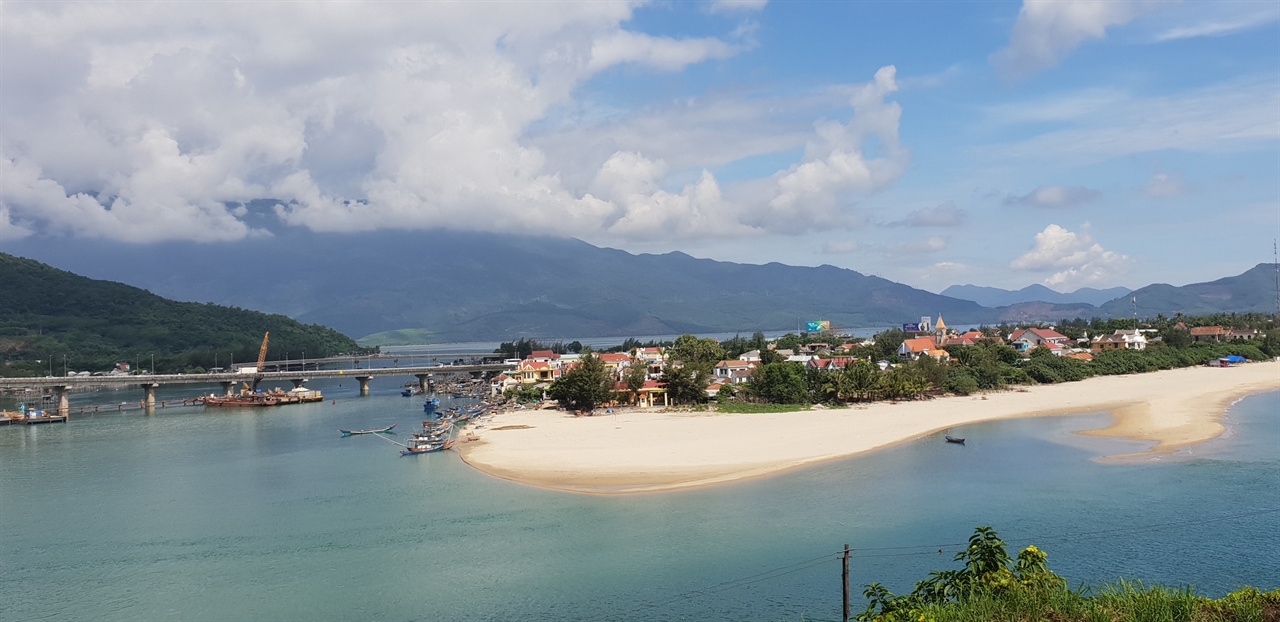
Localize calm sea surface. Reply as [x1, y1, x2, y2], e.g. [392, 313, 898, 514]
[2, 376, 1276, 622]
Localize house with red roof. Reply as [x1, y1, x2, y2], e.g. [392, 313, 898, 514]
[1009, 327, 1069, 353]
[526, 350, 561, 363]
[1189, 326, 1226, 343]
[807, 357, 856, 371]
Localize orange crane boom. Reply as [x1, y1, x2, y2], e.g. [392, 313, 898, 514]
[256, 332, 270, 373]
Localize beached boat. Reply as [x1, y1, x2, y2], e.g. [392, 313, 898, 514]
[339, 423, 397, 436]
[945, 435, 965, 445]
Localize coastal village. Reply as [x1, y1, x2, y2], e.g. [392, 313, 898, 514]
[488, 315, 1269, 409]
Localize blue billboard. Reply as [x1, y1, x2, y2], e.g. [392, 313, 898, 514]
[902, 322, 921, 332]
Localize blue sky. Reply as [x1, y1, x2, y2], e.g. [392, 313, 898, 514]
[1, 0, 1277, 292]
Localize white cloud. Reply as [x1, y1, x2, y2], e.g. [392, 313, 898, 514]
[708, 0, 768, 14]
[587, 31, 740, 74]
[0, 205, 34, 241]
[992, 0, 1170, 79]
[754, 65, 908, 232]
[886, 201, 966, 227]
[1143, 172, 1189, 198]
[588, 151, 757, 240]
[1004, 185, 1101, 208]
[1153, 6, 1280, 41]
[0, 2, 904, 246]
[0, 155, 258, 243]
[979, 76, 1280, 167]
[1010, 223, 1130, 288]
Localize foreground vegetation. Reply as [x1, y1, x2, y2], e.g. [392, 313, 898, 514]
[859, 527, 1279, 622]
[0, 253, 371, 376]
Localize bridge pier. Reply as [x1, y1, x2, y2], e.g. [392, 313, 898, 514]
[415, 374, 432, 392]
[356, 376, 372, 396]
[54, 385, 70, 416]
[141, 383, 159, 409]
[220, 381, 235, 397]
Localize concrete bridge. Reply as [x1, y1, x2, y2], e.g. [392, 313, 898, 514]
[0, 362, 513, 415]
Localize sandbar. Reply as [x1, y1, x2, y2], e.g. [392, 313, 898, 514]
[458, 362, 1280, 494]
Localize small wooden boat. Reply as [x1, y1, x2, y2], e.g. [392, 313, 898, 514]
[945, 435, 965, 445]
[400, 439, 455, 456]
[339, 423, 398, 436]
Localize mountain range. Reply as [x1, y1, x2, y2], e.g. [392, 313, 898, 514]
[940, 283, 1132, 307]
[4, 231, 1276, 344]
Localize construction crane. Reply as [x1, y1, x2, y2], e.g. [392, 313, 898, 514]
[256, 332, 270, 373]
[247, 332, 270, 392]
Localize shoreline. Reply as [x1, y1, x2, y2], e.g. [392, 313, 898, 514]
[457, 362, 1280, 494]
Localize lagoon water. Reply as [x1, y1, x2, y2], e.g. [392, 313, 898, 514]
[2, 376, 1276, 622]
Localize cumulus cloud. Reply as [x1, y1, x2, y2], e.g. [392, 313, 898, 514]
[588, 151, 756, 239]
[0, 204, 34, 241]
[885, 201, 966, 227]
[1004, 185, 1101, 208]
[993, 0, 1170, 79]
[752, 65, 908, 232]
[1143, 172, 1189, 198]
[0, 2, 903, 246]
[1010, 223, 1130, 288]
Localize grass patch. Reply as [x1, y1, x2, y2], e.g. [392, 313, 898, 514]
[714, 402, 810, 414]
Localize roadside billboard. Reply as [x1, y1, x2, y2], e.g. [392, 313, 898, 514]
[902, 322, 921, 332]
[806, 320, 831, 332]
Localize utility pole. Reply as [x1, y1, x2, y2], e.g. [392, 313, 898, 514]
[841, 544, 851, 622]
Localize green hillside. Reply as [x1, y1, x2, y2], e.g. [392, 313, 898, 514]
[0, 253, 365, 376]
[1099, 262, 1280, 317]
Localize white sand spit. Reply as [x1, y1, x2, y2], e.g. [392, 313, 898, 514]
[458, 362, 1279, 494]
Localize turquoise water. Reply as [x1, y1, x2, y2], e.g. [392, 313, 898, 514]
[2, 380, 1276, 621]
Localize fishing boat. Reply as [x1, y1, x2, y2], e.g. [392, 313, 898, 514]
[339, 423, 397, 436]
[945, 435, 965, 445]
[203, 394, 280, 407]
[400, 438, 455, 456]
[423, 398, 439, 414]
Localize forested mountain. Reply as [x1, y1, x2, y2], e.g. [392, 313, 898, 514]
[941, 283, 1131, 307]
[1098, 263, 1280, 318]
[0, 253, 364, 375]
[3, 230, 991, 342]
[3, 232, 1276, 346]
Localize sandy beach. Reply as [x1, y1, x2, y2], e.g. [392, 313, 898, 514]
[458, 361, 1280, 494]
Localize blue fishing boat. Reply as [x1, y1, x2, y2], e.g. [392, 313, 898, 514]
[423, 398, 439, 414]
